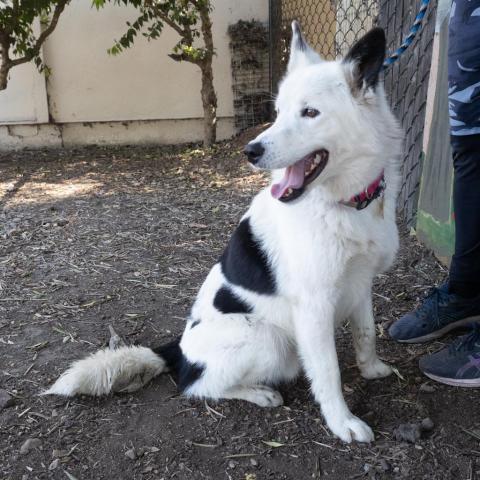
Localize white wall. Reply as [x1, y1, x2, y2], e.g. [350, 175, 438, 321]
[0, 20, 49, 125]
[0, 61, 49, 124]
[0, 0, 268, 147]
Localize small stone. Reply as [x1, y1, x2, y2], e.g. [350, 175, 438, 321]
[393, 423, 421, 443]
[0, 389, 13, 410]
[379, 459, 391, 472]
[51, 409, 58, 418]
[49, 459, 59, 471]
[421, 417, 435, 432]
[125, 448, 136, 460]
[250, 458, 258, 467]
[228, 460, 236, 469]
[419, 383, 435, 393]
[136, 447, 147, 457]
[20, 438, 42, 455]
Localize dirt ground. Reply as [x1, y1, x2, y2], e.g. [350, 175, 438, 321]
[0, 139, 479, 480]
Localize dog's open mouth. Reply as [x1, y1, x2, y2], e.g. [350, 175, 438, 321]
[271, 149, 329, 202]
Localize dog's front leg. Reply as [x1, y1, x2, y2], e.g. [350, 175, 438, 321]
[351, 289, 393, 380]
[294, 298, 374, 443]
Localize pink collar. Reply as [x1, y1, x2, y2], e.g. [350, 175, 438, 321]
[340, 171, 385, 210]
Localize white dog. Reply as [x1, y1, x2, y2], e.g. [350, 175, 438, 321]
[44, 22, 403, 443]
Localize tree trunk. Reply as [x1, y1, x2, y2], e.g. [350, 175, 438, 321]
[0, 61, 10, 91]
[198, 2, 217, 147]
[0, 35, 11, 91]
[199, 59, 217, 147]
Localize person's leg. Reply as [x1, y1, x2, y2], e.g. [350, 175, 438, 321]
[391, 1, 480, 386]
[448, 0, 480, 295]
[389, 0, 480, 345]
[418, 168, 480, 383]
[449, 134, 480, 298]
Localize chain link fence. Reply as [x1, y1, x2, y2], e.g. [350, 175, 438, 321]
[228, 21, 271, 131]
[269, 0, 437, 225]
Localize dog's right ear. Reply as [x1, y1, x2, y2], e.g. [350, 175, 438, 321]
[343, 28, 386, 93]
[287, 21, 322, 72]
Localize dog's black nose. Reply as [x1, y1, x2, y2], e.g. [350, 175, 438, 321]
[244, 142, 265, 164]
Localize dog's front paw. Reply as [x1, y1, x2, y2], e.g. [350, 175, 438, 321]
[327, 415, 374, 443]
[360, 359, 393, 380]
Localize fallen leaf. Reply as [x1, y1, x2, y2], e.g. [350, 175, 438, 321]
[262, 440, 284, 448]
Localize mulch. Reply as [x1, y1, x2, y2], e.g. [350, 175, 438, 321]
[0, 138, 478, 480]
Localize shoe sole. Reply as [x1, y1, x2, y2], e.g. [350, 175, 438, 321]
[423, 371, 480, 388]
[396, 316, 480, 344]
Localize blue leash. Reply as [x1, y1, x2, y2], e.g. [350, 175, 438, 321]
[383, 0, 431, 70]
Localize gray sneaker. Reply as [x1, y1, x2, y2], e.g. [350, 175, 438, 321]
[419, 325, 480, 387]
[389, 284, 480, 343]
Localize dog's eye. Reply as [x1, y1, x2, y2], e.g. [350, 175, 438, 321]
[301, 108, 320, 118]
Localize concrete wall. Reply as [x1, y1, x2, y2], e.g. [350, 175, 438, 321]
[0, 0, 268, 149]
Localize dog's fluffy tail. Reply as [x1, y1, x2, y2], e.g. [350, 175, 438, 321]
[42, 340, 182, 397]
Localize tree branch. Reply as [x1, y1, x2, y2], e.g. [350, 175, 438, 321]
[146, 0, 197, 47]
[168, 52, 200, 65]
[143, 1, 186, 37]
[10, 0, 68, 68]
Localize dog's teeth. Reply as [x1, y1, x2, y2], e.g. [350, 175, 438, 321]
[314, 154, 321, 165]
[287, 188, 293, 195]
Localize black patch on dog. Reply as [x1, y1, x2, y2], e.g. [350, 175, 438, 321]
[213, 286, 253, 314]
[190, 319, 201, 329]
[153, 338, 204, 391]
[220, 218, 276, 295]
[343, 28, 386, 90]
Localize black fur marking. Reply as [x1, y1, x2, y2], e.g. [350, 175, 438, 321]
[213, 286, 253, 314]
[220, 218, 276, 295]
[190, 319, 201, 329]
[153, 338, 204, 391]
[343, 28, 386, 90]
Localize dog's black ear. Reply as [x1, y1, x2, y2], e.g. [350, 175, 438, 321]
[287, 20, 322, 72]
[343, 28, 386, 91]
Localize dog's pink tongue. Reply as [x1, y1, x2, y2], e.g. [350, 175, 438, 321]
[271, 160, 305, 199]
